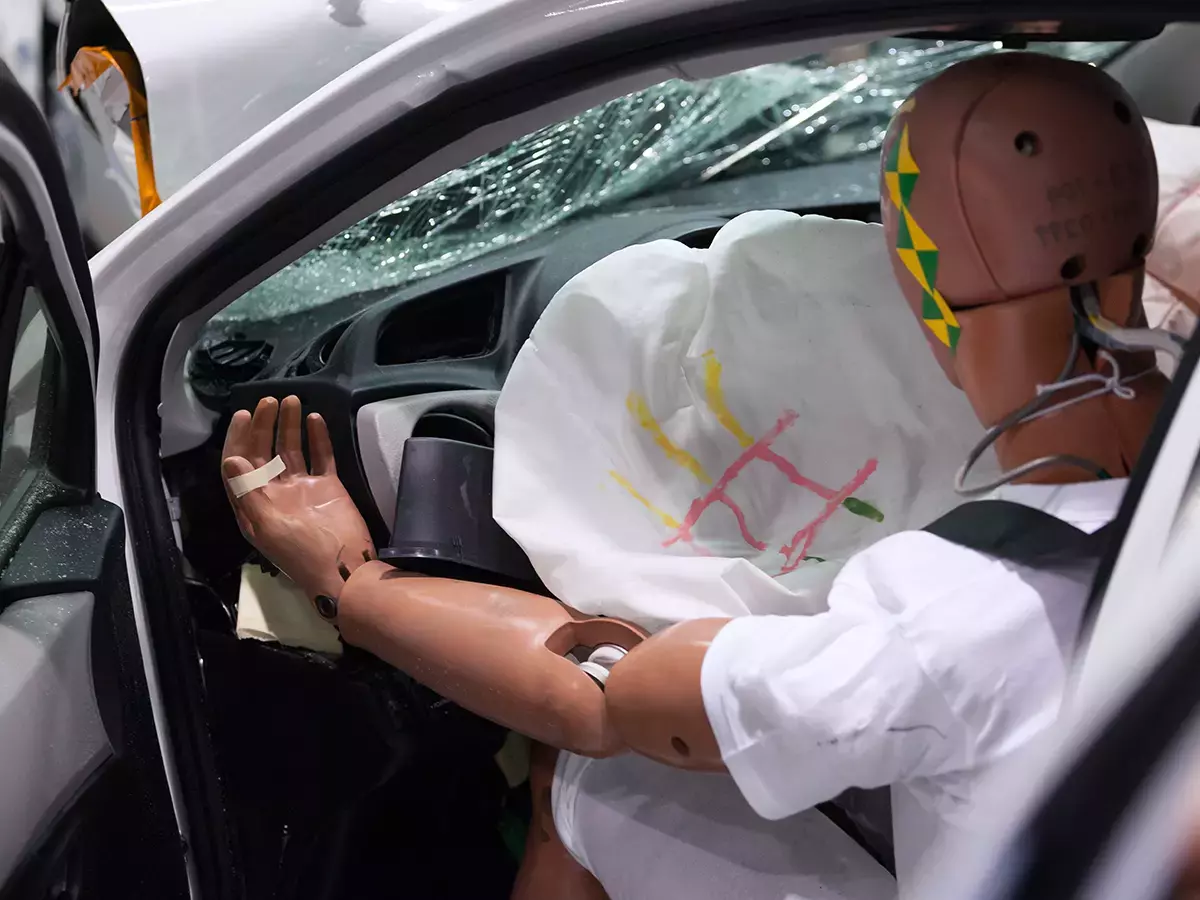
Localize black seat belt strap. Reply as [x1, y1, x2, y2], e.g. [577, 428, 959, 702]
[921, 499, 1117, 569]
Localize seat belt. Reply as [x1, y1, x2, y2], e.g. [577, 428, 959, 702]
[822, 498, 1118, 875]
[921, 499, 1118, 568]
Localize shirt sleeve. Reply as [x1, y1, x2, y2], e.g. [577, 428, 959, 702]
[701, 526, 1077, 822]
[700, 601, 968, 821]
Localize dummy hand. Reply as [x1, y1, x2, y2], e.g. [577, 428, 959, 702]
[222, 395, 376, 602]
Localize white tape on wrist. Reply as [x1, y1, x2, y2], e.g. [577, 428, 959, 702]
[228, 455, 286, 498]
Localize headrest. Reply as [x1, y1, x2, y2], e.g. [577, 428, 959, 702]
[494, 211, 997, 632]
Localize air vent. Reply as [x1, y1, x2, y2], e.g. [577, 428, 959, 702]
[188, 338, 274, 408]
[296, 318, 353, 376]
[376, 271, 505, 366]
[676, 226, 722, 249]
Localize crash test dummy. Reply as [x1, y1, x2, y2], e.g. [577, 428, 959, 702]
[221, 52, 1176, 900]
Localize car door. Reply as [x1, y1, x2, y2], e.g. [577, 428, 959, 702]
[0, 61, 187, 900]
[1004, 343, 1200, 900]
[903, 338, 1200, 900]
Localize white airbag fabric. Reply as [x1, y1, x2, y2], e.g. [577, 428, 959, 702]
[494, 211, 994, 631]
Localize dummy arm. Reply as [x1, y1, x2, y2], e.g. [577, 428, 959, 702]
[338, 562, 641, 756]
[338, 563, 729, 764]
[223, 395, 729, 764]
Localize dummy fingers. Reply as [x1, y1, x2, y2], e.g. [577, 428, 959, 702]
[248, 396, 279, 466]
[221, 456, 272, 520]
[277, 395, 306, 475]
[307, 413, 337, 476]
[219, 427, 251, 507]
[222, 408, 253, 462]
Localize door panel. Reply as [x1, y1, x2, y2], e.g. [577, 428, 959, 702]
[0, 59, 187, 900]
[0, 501, 188, 900]
[0, 593, 106, 886]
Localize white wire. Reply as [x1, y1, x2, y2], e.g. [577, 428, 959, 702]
[1023, 351, 1148, 424]
[955, 350, 1156, 497]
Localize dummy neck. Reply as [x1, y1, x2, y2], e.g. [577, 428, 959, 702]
[951, 283, 1167, 487]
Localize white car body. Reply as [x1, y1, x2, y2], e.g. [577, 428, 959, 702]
[0, 0, 45, 101]
[3, 1, 1200, 897]
[3, 0, 466, 247]
[102, 0, 474, 201]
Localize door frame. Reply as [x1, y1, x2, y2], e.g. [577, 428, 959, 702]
[0, 111, 95, 494]
[0, 61, 187, 900]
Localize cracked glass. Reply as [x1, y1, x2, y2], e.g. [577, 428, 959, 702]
[200, 39, 1127, 343]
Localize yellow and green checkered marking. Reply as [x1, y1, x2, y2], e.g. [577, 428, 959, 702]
[884, 124, 961, 351]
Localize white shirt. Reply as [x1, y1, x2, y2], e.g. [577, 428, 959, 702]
[700, 479, 1127, 891]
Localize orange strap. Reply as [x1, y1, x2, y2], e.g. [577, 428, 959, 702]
[61, 46, 161, 216]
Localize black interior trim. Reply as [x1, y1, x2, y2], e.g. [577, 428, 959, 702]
[0, 759, 113, 900]
[0, 758, 185, 900]
[0, 240, 68, 542]
[0, 345, 87, 569]
[0, 501, 188, 899]
[906, 20, 1165, 40]
[112, 3, 1200, 896]
[0, 63, 97, 490]
[0, 247, 23, 437]
[0, 60, 98, 367]
[374, 270, 506, 366]
[2, 502, 122, 600]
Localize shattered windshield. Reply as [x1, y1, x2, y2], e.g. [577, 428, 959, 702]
[203, 39, 1125, 340]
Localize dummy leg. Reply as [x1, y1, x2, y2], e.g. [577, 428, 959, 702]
[511, 743, 609, 900]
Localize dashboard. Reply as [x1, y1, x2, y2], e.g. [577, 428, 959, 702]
[192, 156, 883, 544]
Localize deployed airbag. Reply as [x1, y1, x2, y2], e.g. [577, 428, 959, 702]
[494, 211, 995, 632]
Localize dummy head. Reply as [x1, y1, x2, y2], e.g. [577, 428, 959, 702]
[879, 52, 1173, 489]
